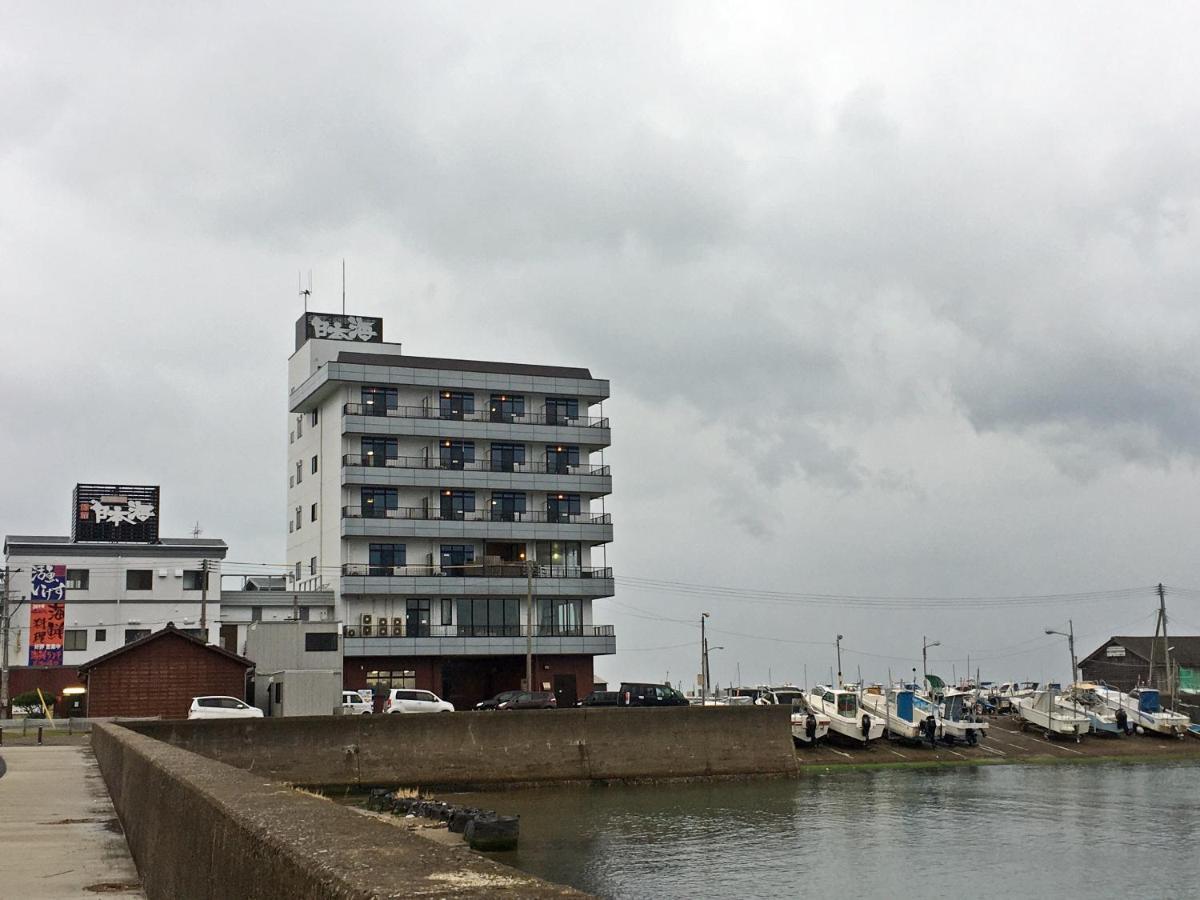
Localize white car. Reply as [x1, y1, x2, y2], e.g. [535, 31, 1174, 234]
[188, 696, 264, 719]
[341, 691, 373, 714]
[382, 689, 454, 714]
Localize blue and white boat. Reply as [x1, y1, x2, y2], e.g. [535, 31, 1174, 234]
[939, 690, 988, 744]
[861, 687, 939, 744]
[1094, 686, 1190, 738]
[1061, 683, 1123, 736]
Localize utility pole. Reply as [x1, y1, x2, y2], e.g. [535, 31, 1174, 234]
[1155, 583, 1173, 708]
[199, 559, 209, 640]
[1, 566, 13, 715]
[700, 613, 710, 702]
[525, 559, 534, 691]
[835, 634, 843, 687]
[1067, 619, 1077, 684]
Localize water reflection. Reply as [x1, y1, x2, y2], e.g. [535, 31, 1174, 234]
[446, 762, 1200, 899]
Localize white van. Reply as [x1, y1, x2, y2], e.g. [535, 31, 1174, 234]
[341, 691, 373, 715]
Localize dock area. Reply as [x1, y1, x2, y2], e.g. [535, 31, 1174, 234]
[795, 714, 1200, 769]
[0, 745, 144, 898]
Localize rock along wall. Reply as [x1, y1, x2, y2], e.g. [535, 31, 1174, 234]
[91, 722, 585, 899]
[126, 705, 798, 788]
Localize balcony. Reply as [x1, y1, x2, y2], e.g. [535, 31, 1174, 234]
[344, 403, 609, 428]
[340, 507, 613, 542]
[340, 563, 614, 598]
[342, 624, 616, 658]
[342, 404, 611, 448]
[341, 454, 612, 495]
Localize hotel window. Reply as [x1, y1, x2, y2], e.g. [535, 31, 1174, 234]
[295, 506, 302, 529]
[296, 414, 303, 438]
[456, 597, 520, 637]
[439, 391, 474, 420]
[126, 570, 153, 591]
[64, 629, 87, 651]
[369, 543, 405, 575]
[545, 397, 579, 424]
[440, 598, 453, 626]
[362, 385, 398, 416]
[490, 491, 526, 522]
[293, 562, 301, 581]
[440, 489, 475, 520]
[489, 442, 525, 472]
[541, 597, 583, 635]
[66, 569, 90, 591]
[309, 556, 318, 576]
[95, 628, 107, 642]
[311, 455, 319, 474]
[546, 445, 580, 473]
[362, 436, 397, 466]
[361, 487, 398, 518]
[547, 493, 582, 523]
[124, 628, 151, 644]
[311, 502, 318, 522]
[252, 606, 263, 622]
[439, 440, 475, 470]
[489, 393, 524, 423]
[295, 460, 303, 484]
[440, 544, 475, 575]
[183, 570, 207, 591]
[305, 631, 338, 652]
[310, 409, 319, 426]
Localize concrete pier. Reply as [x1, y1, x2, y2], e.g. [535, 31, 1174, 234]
[0, 745, 143, 897]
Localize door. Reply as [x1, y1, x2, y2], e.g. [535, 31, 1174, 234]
[553, 674, 578, 709]
[406, 600, 431, 637]
[219, 623, 238, 653]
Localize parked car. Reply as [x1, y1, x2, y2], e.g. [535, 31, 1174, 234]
[341, 691, 373, 715]
[498, 691, 557, 710]
[578, 690, 620, 707]
[474, 690, 525, 711]
[382, 689, 454, 714]
[188, 696, 264, 719]
[618, 683, 689, 707]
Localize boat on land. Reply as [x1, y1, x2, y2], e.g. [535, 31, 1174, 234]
[1061, 683, 1125, 736]
[1016, 689, 1090, 741]
[939, 690, 989, 744]
[860, 687, 939, 744]
[1093, 686, 1190, 739]
[807, 685, 885, 745]
[729, 685, 832, 744]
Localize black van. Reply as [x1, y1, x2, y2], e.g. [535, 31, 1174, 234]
[618, 682, 689, 707]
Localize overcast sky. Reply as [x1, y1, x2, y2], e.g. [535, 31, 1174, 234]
[3, 3, 1199, 689]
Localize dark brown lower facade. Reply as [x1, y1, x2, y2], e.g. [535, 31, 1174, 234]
[344, 654, 596, 711]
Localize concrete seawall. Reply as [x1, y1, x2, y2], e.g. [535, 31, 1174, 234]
[91, 722, 586, 899]
[127, 706, 798, 788]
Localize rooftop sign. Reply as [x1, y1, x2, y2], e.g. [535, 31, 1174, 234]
[296, 312, 383, 350]
[72, 484, 161, 543]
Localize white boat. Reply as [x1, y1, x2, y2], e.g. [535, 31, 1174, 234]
[860, 687, 939, 744]
[1093, 686, 1190, 738]
[807, 685, 885, 745]
[1016, 689, 1090, 741]
[939, 690, 989, 744]
[1061, 683, 1123, 736]
[762, 686, 832, 744]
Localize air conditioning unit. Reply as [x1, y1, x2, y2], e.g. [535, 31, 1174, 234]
[174, 569, 184, 578]
[362, 625, 373, 637]
[157, 568, 168, 577]
[377, 622, 388, 636]
[360, 613, 372, 626]
[346, 627, 357, 637]
[392, 617, 403, 629]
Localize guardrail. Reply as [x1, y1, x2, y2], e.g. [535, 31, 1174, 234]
[342, 506, 612, 525]
[344, 624, 616, 638]
[342, 454, 610, 476]
[344, 403, 609, 428]
[342, 563, 612, 579]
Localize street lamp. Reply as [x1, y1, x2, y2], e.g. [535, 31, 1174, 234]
[922, 636, 941, 686]
[1044, 620, 1078, 685]
[835, 634, 844, 687]
[706, 646, 725, 697]
[700, 613, 710, 702]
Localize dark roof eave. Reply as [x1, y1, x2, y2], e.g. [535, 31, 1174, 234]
[335, 351, 597, 381]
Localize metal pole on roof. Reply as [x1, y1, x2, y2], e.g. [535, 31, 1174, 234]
[199, 559, 209, 640]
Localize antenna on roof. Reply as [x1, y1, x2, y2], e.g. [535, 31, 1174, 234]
[341, 258, 346, 314]
[191, 521, 203, 538]
[299, 270, 312, 312]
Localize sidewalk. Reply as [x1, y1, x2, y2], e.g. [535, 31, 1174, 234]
[0, 744, 144, 897]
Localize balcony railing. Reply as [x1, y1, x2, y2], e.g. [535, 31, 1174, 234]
[342, 563, 612, 579]
[342, 506, 612, 525]
[342, 454, 610, 476]
[344, 403, 609, 428]
[345, 623, 615, 639]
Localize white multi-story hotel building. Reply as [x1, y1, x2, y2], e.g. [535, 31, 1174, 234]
[286, 311, 615, 709]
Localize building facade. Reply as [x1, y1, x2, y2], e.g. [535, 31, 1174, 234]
[285, 311, 615, 709]
[3, 484, 228, 674]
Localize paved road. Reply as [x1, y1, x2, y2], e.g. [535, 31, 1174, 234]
[0, 745, 144, 897]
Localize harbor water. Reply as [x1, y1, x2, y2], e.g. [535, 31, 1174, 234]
[447, 761, 1200, 899]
